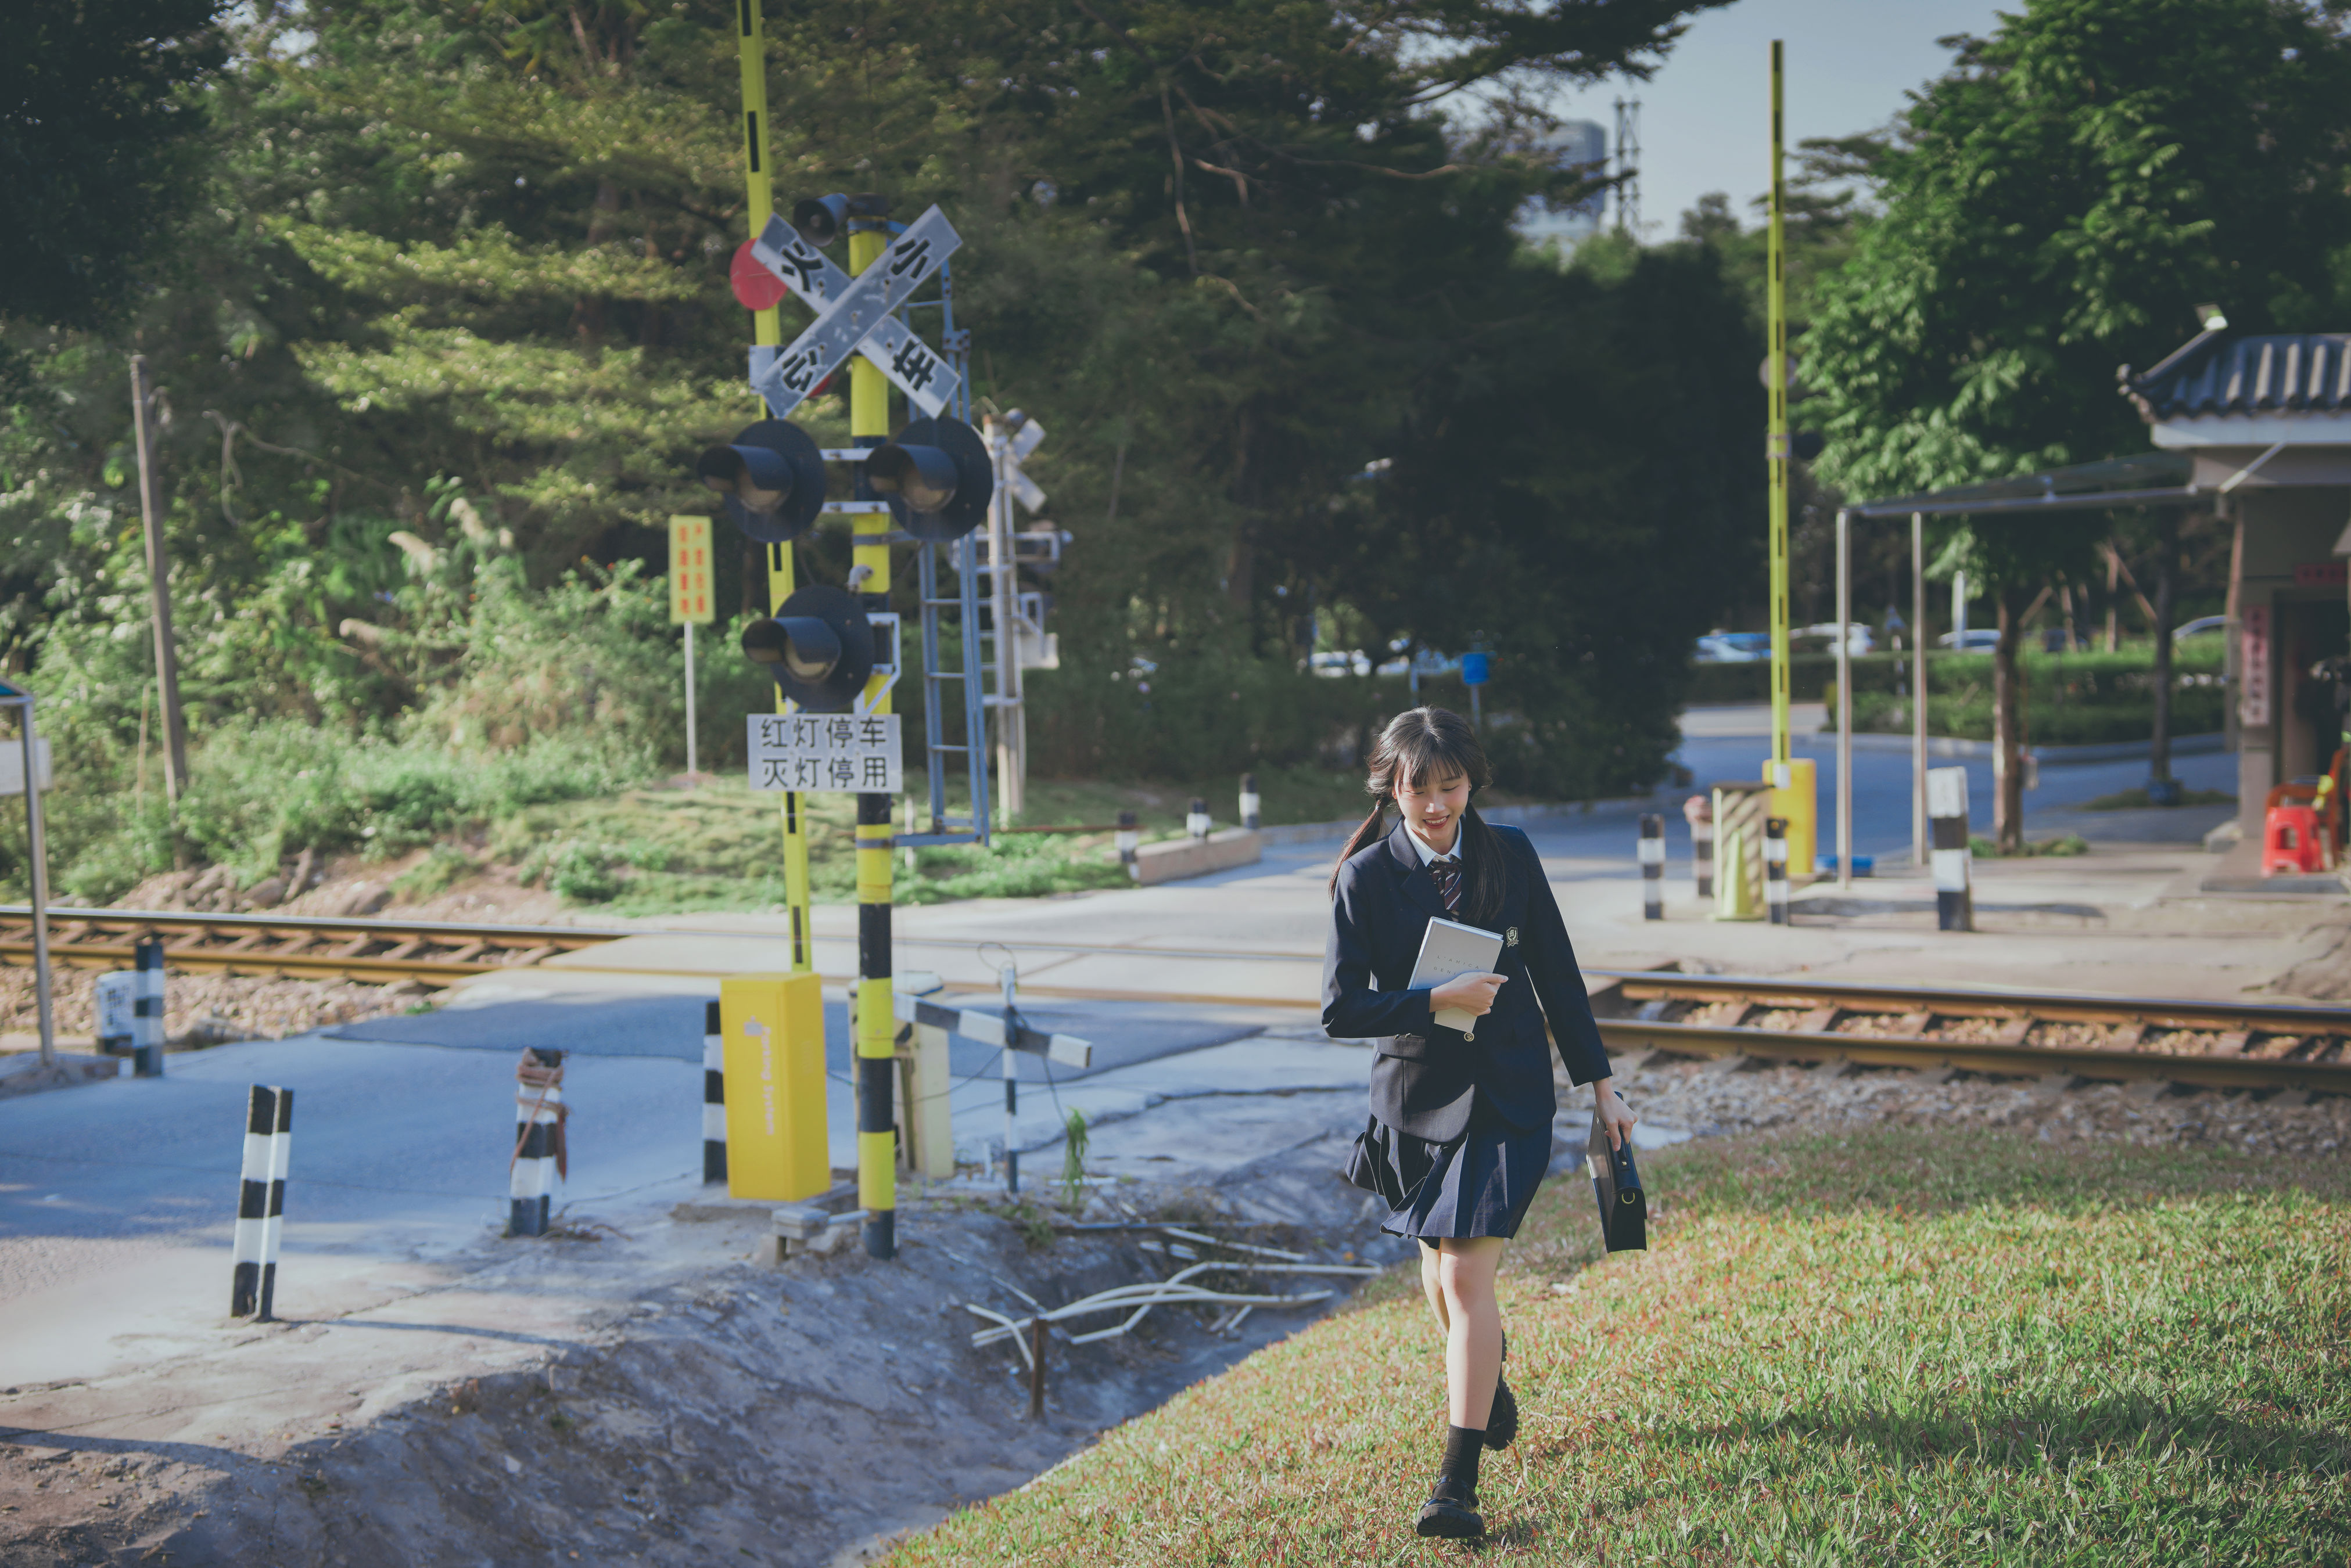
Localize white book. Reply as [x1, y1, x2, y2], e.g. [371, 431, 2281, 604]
[1408, 915, 1506, 1037]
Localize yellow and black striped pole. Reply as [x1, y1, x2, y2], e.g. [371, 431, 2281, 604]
[733, 0, 813, 973]
[848, 215, 899, 1260]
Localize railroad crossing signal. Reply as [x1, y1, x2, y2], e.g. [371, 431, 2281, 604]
[695, 418, 827, 543]
[745, 206, 963, 419]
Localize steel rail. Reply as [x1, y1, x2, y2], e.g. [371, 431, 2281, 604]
[0, 905, 633, 987]
[3, 908, 2346, 1091]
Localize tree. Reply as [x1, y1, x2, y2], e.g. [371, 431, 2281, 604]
[1, 0, 228, 328]
[1804, 0, 2351, 850]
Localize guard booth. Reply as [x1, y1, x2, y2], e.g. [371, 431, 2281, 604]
[2123, 332, 2351, 839]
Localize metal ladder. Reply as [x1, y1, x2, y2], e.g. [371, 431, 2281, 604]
[898, 260, 991, 848]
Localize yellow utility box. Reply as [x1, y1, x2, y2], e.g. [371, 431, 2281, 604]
[719, 973, 830, 1202]
[1761, 756, 1818, 879]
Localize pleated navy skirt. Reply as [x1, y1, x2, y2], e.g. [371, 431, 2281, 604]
[1344, 1096, 1550, 1242]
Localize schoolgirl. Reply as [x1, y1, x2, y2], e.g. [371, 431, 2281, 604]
[1322, 706, 1635, 1540]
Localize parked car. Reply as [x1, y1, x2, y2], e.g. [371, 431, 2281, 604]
[1937, 628, 2002, 651]
[1695, 631, 1772, 663]
[1800, 621, 1876, 655]
[1309, 650, 1372, 678]
[2173, 614, 2229, 642]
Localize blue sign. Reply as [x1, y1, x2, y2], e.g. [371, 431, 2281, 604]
[1460, 653, 1490, 687]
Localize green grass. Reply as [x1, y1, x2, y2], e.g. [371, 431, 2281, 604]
[885, 1127, 2351, 1565]
[2079, 787, 2239, 811]
[479, 760, 1378, 914]
[1970, 833, 2091, 859]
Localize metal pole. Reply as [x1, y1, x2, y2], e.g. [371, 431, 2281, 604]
[14, 693, 55, 1067]
[129, 355, 189, 801]
[986, 422, 1022, 823]
[1835, 508, 1852, 890]
[683, 620, 698, 778]
[1764, 41, 1792, 772]
[848, 217, 898, 1262]
[1912, 512, 1928, 871]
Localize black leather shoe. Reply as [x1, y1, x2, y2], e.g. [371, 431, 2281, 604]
[1484, 1375, 1518, 1451]
[1416, 1493, 1485, 1539]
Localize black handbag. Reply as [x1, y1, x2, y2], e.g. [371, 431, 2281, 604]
[1587, 1109, 1647, 1252]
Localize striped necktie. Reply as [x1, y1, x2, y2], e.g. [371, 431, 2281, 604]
[1428, 855, 1462, 913]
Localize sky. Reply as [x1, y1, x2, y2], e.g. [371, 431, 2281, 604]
[1549, 0, 2013, 238]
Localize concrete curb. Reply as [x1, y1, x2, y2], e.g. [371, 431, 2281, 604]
[1134, 827, 1262, 884]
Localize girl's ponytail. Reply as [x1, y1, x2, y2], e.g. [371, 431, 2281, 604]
[1329, 803, 1388, 894]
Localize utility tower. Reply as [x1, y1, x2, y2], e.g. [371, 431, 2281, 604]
[1613, 96, 1642, 237]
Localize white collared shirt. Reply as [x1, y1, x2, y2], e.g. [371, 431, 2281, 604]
[1404, 822, 1461, 868]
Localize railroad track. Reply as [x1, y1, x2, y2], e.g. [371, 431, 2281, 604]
[3, 908, 2345, 1093]
[1586, 969, 2351, 1095]
[0, 907, 629, 987]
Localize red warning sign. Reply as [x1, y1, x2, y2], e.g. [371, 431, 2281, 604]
[730, 240, 790, 312]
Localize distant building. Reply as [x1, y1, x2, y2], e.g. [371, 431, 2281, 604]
[1517, 121, 1609, 249]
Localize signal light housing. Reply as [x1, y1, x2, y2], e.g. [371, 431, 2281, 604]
[742, 584, 875, 712]
[697, 419, 826, 544]
[868, 415, 993, 542]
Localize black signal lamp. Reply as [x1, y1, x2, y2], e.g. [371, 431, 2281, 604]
[741, 584, 875, 712]
[791, 193, 849, 249]
[867, 415, 993, 542]
[697, 419, 826, 544]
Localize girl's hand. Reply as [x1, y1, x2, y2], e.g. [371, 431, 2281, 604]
[1429, 972, 1506, 1017]
[1595, 1079, 1638, 1151]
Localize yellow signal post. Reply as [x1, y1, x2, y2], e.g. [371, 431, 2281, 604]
[733, 0, 813, 971]
[1762, 40, 1817, 876]
[848, 218, 899, 1261]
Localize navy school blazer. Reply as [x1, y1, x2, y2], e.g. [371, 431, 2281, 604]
[1322, 819, 1611, 1143]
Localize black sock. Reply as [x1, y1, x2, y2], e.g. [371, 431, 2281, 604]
[1437, 1423, 1483, 1502]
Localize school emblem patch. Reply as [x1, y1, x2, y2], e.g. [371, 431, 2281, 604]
[1505, 926, 1520, 947]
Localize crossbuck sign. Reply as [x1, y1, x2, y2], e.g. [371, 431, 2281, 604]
[748, 713, 904, 795]
[747, 207, 963, 419]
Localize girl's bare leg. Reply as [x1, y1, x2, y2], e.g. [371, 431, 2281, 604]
[1418, 1239, 1451, 1335]
[1435, 1236, 1505, 1430]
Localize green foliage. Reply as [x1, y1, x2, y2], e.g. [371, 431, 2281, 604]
[1807, 0, 2351, 508]
[392, 841, 478, 900]
[1060, 1110, 1090, 1207]
[2, 0, 229, 328]
[1972, 832, 2090, 858]
[7, 0, 1756, 829]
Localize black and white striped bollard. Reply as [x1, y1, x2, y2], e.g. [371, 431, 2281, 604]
[1685, 795, 1714, 900]
[1927, 766, 1974, 932]
[702, 999, 726, 1184]
[510, 1047, 565, 1237]
[1764, 816, 1789, 925]
[231, 1084, 292, 1319]
[1239, 773, 1261, 831]
[1186, 797, 1211, 840]
[1116, 810, 1139, 880]
[998, 964, 1021, 1195]
[1638, 814, 1665, 920]
[132, 938, 166, 1078]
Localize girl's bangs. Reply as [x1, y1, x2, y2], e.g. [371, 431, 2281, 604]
[1394, 729, 1476, 792]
